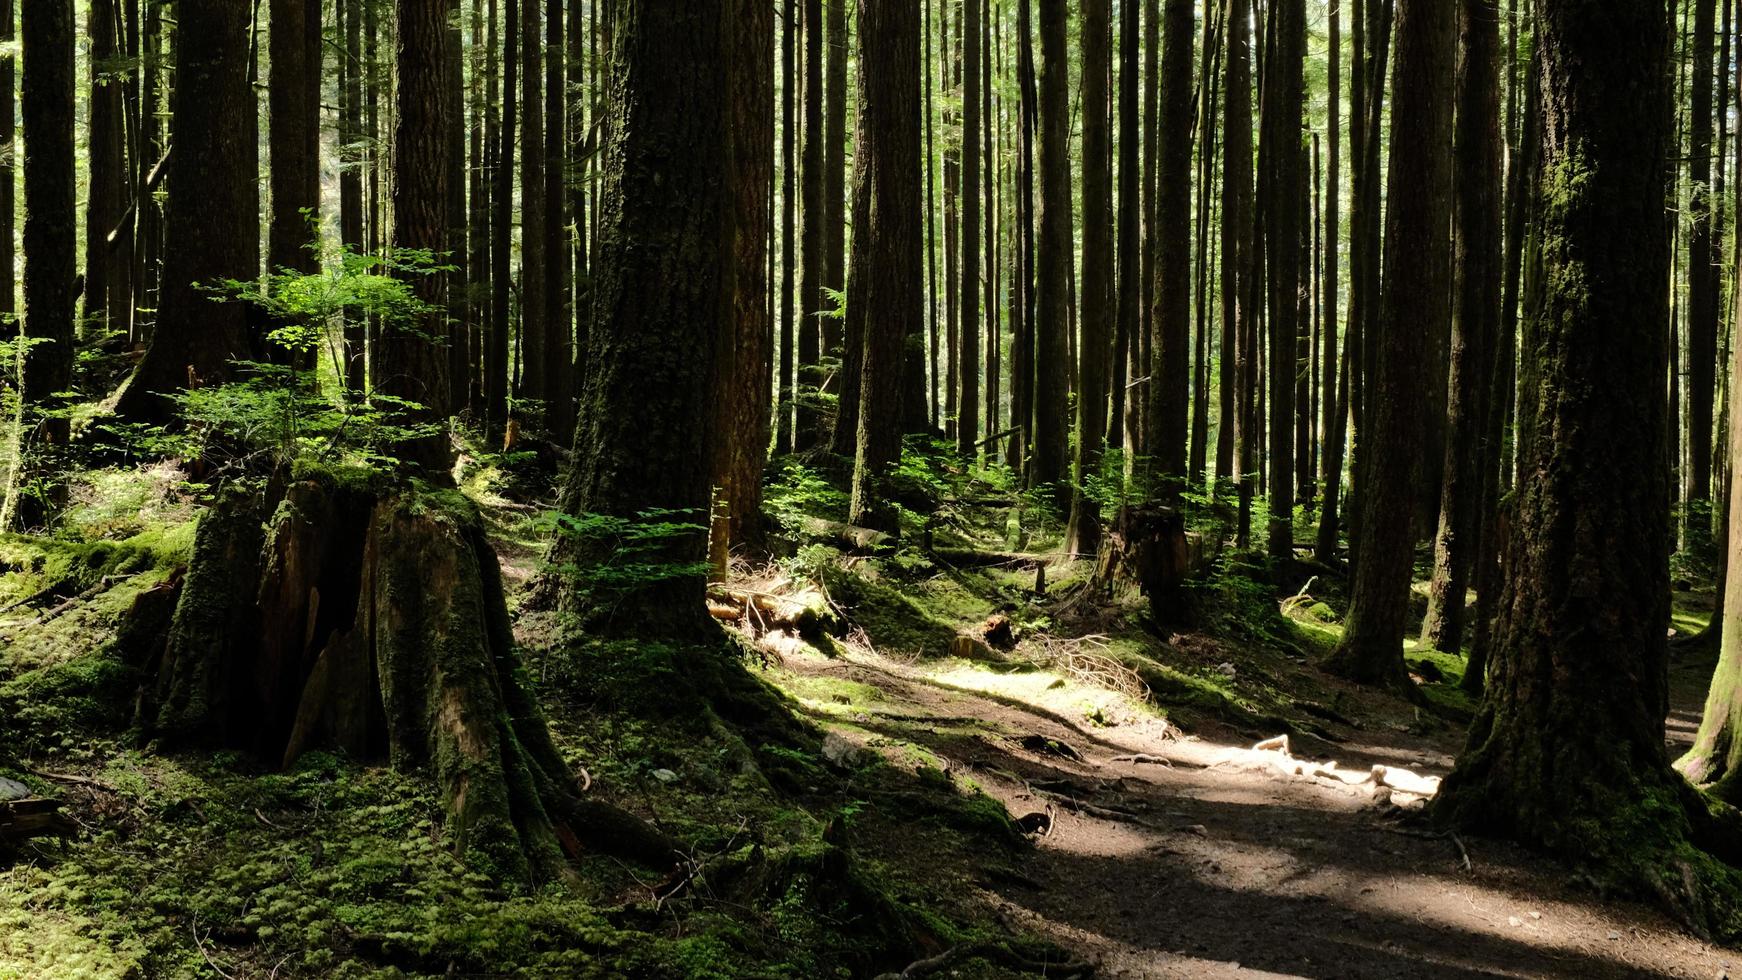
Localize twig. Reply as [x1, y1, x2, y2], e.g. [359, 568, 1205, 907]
[22, 767, 114, 792]
[191, 919, 237, 980]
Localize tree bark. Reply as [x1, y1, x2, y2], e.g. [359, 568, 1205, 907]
[341, 0, 366, 393]
[18, 0, 75, 450]
[1265, 0, 1304, 561]
[712, 0, 775, 569]
[957, 0, 981, 455]
[1690, 0, 1720, 506]
[518, 0, 546, 420]
[1218, 0, 1253, 487]
[488, 0, 516, 436]
[551, 0, 729, 637]
[796, 0, 824, 446]
[85, 0, 128, 337]
[1421, 0, 1503, 652]
[1030, 0, 1071, 497]
[1068, 0, 1113, 556]
[115, 0, 256, 425]
[1151, 0, 1192, 481]
[847, 0, 922, 536]
[1324, 0, 1454, 689]
[1315, 0, 1344, 563]
[267, 0, 321, 288]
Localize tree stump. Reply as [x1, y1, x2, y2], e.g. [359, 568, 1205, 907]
[136, 473, 675, 882]
[1093, 505, 1192, 623]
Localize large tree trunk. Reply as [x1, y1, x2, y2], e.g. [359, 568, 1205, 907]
[823, 0, 850, 445]
[846, 0, 922, 535]
[712, 0, 775, 569]
[1324, 0, 1454, 690]
[1030, 0, 1071, 497]
[488, 0, 516, 436]
[341, 0, 366, 393]
[1420, 0, 1503, 653]
[543, 0, 570, 442]
[1436, 1, 1742, 937]
[1067, 0, 1112, 556]
[115, 0, 257, 425]
[549, 0, 729, 637]
[1315, 0, 1345, 563]
[517, 0, 546, 422]
[777, 0, 797, 454]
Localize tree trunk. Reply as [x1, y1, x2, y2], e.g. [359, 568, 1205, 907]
[488, 0, 516, 436]
[518, 0, 546, 420]
[1436, 2, 1742, 938]
[1151, 0, 1192, 481]
[824, 0, 849, 441]
[1265, 0, 1304, 561]
[957, 0, 981, 455]
[18, 0, 75, 451]
[1324, 0, 1454, 690]
[1690, 0, 1720, 507]
[267, 0, 321, 290]
[117, 0, 257, 424]
[1030, 0, 1071, 498]
[85, 0, 127, 338]
[712, 0, 775, 570]
[846, 0, 922, 536]
[1067, 0, 1112, 556]
[550, 0, 728, 637]
[796, 0, 823, 447]
[778, 0, 797, 454]
[341, 0, 366, 393]
[1315, 0, 1344, 563]
[1421, 0, 1503, 653]
[1218, 0, 1253, 487]
[543, 0, 570, 441]
[1116, 0, 1141, 455]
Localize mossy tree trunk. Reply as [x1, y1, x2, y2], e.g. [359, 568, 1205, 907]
[1324, 0, 1454, 692]
[548, 0, 728, 638]
[1437, 0, 1742, 939]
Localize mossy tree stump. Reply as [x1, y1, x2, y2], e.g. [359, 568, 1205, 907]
[137, 475, 674, 882]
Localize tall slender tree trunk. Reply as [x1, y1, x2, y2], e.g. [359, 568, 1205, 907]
[268, 0, 321, 294]
[846, 0, 922, 534]
[1191, 4, 1224, 482]
[1012, 0, 1038, 474]
[1219, 0, 1253, 487]
[1067, 0, 1113, 555]
[467, 0, 490, 413]
[519, 0, 547, 422]
[114, 0, 256, 424]
[1691, 0, 1720, 507]
[86, 0, 127, 337]
[796, 0, 824, 447]
[341, 0, 366, 393]
[1325, 0, 1455, 689]
[1316, 0, 1345, 563]
[0, 0, 14, 342]
[489, 0, 517, 435]
[779, 0, 797, 454]
[823, 0, 851, 447]
[18, 0, 75, 450]
[1115, 0, 1141, 455]
[1265, 0, 1304, 562]
[712, 0, 774, 567]
[1421, 0, 1503, 652]
[543, 0, 570, 440]
[957, 0, 982, 456]
[1031, 0, 1071, 497]
[1151, 0, 1193, 480]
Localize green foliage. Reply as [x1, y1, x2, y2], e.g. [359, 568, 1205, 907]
[101, 245, 450, 483]
[542, 508, 711, 609]
[767, 460, 851, 532]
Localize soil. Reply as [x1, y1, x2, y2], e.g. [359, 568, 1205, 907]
[775, 626, 1738, 979]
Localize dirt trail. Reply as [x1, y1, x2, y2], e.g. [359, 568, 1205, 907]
[782, 643, 1733, 979]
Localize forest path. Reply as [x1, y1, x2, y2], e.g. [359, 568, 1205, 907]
[774, 640, 1731, 979]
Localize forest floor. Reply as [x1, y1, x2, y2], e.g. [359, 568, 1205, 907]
[0, 449, 1734, 977]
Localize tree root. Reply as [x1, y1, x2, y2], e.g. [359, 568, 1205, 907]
[872, 941, 1095, 980]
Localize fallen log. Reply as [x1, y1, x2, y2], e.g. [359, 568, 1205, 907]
[802, 518, 895, 553]
[927, 548, 1053, 570]
[706, 586, 838, 639]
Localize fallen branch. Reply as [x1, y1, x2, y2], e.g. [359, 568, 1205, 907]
[1109, 754, 1172, 767]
